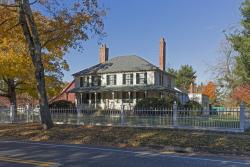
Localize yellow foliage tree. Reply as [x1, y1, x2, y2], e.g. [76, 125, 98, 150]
[0, 0, 105, 128]
[0, 37, 68, 118]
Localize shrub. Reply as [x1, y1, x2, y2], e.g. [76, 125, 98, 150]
[49, 100, 75, 108]
[135, 94, 179, 109]
[182, 100, 202, 109]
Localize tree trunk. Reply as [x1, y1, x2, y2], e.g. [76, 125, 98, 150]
[18, 0, 53, 129]
[33, 56, 54, 129]
[7, 79, 17, 121]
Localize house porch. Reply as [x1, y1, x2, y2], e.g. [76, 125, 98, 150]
[76, 90, 175, 110]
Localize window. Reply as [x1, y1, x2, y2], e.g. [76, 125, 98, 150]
[91, 76, 101, 86]
[81, 93, 89, 104]
[135, 92, 144, 100]
[96, 93, 101, 103]
[123, 73, 133, 85]
[159, 73, 163, 85]
[80, 76, 89, 87]
[136, 72, 147, 84]
[167, 77, 171, 88]
[122, 92, 133, 103]
[80, 77, 83, 87]
[107, 75, 116, 85]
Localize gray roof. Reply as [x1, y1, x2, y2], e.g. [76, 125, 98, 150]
[73, 55, 159, 76]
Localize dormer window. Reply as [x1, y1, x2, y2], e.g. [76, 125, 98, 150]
[136, 72, 147, 84]
[123, 73, 133, 85]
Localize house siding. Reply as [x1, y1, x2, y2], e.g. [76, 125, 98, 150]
[75, 71, 156, 87]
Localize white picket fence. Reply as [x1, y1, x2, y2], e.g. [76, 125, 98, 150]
[0, 104, 250, 132]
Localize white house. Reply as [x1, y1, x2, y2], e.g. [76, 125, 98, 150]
[174, 87, 189, 105]
[69, 38, 178, 110]
[188, 93, 209, 109]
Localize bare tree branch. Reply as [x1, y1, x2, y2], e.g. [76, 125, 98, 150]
[0, 17, 16, 27]
[4, 21, 21, 32]
[29, 0, 38, 5]
[14, 80, 25, 87]
[0, 3, 19, 8]
[42, 33, 65, 48]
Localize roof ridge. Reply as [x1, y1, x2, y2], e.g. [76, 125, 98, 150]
[73, 55, 162, 76]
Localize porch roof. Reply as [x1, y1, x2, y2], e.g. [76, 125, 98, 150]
[68, 85, 175, 93]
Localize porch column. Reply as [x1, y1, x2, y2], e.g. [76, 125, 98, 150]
[112, 92, 115, 109]
[94, 92, 97, 109]
[128, 91, 131, 110]
[144, 90, 147, 98]
[80, 93, 83, 105]
[160, 92, 163, 98]
[89, 93, 91, 105]
[112, 92, 115, 100]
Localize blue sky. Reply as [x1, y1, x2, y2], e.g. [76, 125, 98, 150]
[63, 0, 243, 84]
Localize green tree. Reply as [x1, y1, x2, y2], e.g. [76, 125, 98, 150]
[230, 0, 250, 83]
[167, 68, 178, 76]
[172, 65, 196, 91]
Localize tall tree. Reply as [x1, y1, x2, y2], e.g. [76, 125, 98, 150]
[232, 84, 250, 106]
[0, 37, 68, 119]
[202, 81, 217, 104]
[230, 0, 250, 83]
[167, 68, 178, 76]
[167, 65, 196, 91]
[0, 0, 105, 129]
[176, 65, 196, 91]
[208, 40, 239, 106]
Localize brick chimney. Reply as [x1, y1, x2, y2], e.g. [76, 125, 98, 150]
[99, 44, 109, 63]
[159, 38, 166, 71]
[189, 76, 197, 93]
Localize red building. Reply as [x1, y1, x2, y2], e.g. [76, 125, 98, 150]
[50, 80, 76, 104]
[0, 96, 10, 108]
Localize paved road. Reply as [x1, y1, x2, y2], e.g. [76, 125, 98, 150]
[0, 140, 249, 167]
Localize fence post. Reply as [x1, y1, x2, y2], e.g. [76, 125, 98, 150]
[173, 101, 177, 127]
[120, 101, 125, 126]
[240, 102, 245, 132]
[10, 105, 15, 123]
[26, 105, 30, 123]
[77, 107, 81, 125]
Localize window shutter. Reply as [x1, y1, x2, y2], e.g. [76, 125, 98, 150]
[87, 76, 89, 87]
[107, 75, 110, 85]
[123, 74, 126, 85]
[98, 76, 101, 86]
[114, 75, 117, 85]
[136, 73, 139, 84]
[130, 74, 133, 85]
[91, 76, 94, 86]
[80, 77, 83, 87]
[144, 72, 147, 84]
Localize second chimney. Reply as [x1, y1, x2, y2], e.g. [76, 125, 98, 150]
[159, 38, 166, 71]
[99, 44, 109, 63]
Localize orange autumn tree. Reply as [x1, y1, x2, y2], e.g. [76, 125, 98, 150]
[233, 84, 250, 105]
[202, 81, 217, 104]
